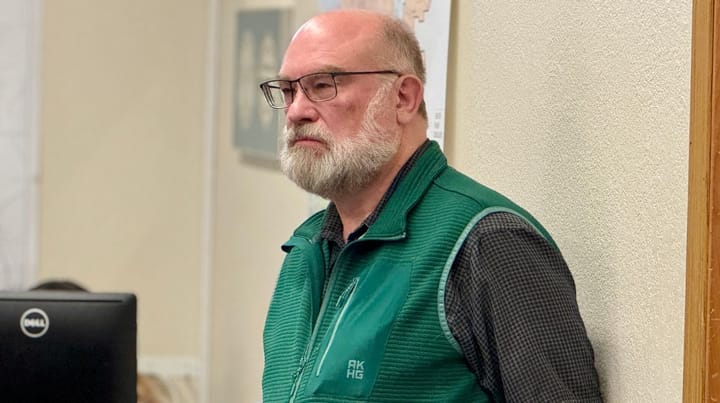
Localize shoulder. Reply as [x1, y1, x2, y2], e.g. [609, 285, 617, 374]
[455, 211, 572, 289]
[429, 168, 559, 249]
[464, 211, 561, 260]
[472, 210, 545, 237]
[432, 166, 517, 209]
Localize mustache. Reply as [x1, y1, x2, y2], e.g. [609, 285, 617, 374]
[284, 124, 332, 145]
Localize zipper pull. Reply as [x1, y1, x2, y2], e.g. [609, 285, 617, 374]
[292, 358, 303, 382]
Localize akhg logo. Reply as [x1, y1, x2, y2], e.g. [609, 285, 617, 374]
[346, 360, 364, 380]
[20, 308, 49, 338]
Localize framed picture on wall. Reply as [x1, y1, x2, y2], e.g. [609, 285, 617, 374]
[232, 8, 291, 159]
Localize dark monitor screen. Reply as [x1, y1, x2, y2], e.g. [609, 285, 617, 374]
[0, 291, 137, 403]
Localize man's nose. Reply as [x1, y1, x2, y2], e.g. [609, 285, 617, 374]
[285, 87, 319, 125]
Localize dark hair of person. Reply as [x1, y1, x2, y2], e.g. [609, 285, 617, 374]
[30, 279, 88, 292]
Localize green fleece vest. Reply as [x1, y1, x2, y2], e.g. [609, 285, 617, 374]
[262, 142, 555, 402]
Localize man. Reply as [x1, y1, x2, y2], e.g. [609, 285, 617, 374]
[259, 9, 601, 403]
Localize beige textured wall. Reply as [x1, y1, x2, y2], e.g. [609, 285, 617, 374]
[39, 0, 208, 360]
[446, 2, 691, 402]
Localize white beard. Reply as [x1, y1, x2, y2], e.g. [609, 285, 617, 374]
[279, 84, 399, 199]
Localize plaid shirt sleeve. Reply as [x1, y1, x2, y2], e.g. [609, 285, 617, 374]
[445, 212, 603, 403]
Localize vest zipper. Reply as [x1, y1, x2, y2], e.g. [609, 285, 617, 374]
[315, 277, 359, 376]
[288, 358, 303, 401]
[288, 233, 405, 402]
[288, 255, 344, 403]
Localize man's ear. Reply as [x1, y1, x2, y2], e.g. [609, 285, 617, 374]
[395, 75, 424, 124]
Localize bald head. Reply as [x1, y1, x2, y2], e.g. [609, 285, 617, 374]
[283, 10, 427, 119]
[290, 10, 385, 66]
[292, 10, 382, 41]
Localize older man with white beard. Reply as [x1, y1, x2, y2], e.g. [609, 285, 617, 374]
[258, 9, 602, 403]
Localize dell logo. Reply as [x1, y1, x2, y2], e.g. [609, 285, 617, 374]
[20, 308, 49, 338]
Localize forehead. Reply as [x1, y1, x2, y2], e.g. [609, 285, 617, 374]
[279, 15, 381, 78]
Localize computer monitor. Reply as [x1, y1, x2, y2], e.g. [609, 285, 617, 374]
[0, 291, 137, 403]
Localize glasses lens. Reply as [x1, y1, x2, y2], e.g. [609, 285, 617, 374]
[300, 73, 337, 102]
[260, 81, 288, 108]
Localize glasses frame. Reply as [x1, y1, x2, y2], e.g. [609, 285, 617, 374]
[259, 70, 400, 109]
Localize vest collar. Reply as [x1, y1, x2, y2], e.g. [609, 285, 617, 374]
[362, 140, 447, 239]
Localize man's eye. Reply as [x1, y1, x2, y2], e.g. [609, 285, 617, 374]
[311, 81, 333, 90]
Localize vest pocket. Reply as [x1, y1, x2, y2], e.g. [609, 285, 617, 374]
[305, 260, 412, 398]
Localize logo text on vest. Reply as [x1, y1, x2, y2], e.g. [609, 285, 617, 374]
[346, 360, 364, 380]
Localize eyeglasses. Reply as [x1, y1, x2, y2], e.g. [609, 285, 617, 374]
[259, 70, 400, 109]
